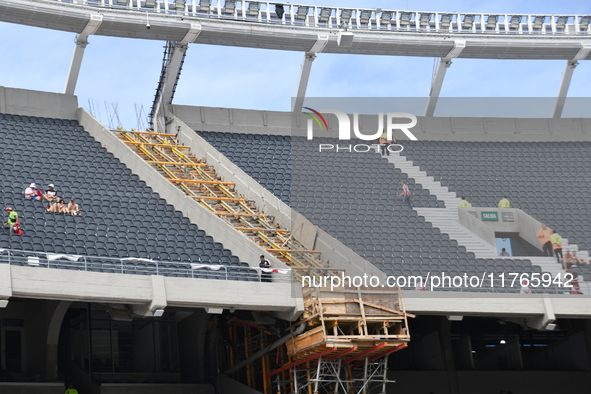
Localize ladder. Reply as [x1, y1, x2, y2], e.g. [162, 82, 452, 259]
[117, 130, 330, 276]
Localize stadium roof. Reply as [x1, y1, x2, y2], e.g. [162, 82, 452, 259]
[1, 1, 589, 120]
[1, 0, 590, 60]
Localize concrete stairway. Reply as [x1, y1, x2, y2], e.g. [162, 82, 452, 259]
[527, 256, 564, 276]
[413, 207, 498, 259]
[387, 152, 496, 259]
[386, 153, 460, 208]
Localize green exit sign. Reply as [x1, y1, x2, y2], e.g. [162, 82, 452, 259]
[481, 211, 499, 221]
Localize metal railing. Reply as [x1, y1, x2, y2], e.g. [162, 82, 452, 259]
[3, 248, 586, 293]
[42, 1, 591, 36]
[0, 248, 294, 283]
[410, 277, 590, 295]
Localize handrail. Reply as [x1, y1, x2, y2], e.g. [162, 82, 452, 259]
[32, 1, 591, 37]
[0, 248, 295, 283]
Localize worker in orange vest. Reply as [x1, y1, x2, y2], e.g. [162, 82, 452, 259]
[536, 224, 553, 257]
[550, 230, 563, 264]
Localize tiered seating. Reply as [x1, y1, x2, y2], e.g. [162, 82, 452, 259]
[201, 132, 443, 208]
[0, 113, 252, 280]
[198, 131, 563, 293]
[400, 141, 591, 253]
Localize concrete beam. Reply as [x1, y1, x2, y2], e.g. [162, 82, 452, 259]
[9, 264, 301, 315]
[552, 42, 591, 119]
[159, 45, 187, 108]
[159, 23, 202, 108]
[404, 290, 591, 319]
[292, 34, 329, 114]
[64, 13, 103, 95]
[172, 103, 591, 142]
[552, 61, 578, 119]
[149, 274, 167, 312]
[423, 40, 465, 117]
[0, 86, 78, 119]
[153, 23, 202, 132]
[525, 295, 556, 330]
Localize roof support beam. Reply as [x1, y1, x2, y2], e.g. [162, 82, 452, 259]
[292, 34, 329, 114]
[159, 23, 202, 108]
[552, 42, 591, 119]
[423, 40, 465, 117]
[64, 13, 103, 95]
[153, 23, 202, 132]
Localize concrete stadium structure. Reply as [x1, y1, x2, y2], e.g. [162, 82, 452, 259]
[1, 1, 591, 393]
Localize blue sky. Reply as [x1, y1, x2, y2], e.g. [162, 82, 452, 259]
[0, 0, 590, 128]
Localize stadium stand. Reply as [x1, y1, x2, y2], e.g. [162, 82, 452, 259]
[398, 140, 591, 253]
[197, 131, 567, 293]
[0, 113, 253, 280]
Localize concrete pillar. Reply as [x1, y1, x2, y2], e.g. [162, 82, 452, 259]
[423, 40, 465, 117]
[292, 34, 329, 114]
[552, 60, 578, 119]
[46, 301, 73, 380]
[552, 42, 591, 118]
[63, 14, 103, 95]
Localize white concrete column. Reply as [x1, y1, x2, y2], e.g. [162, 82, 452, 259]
[153, 23, 202, 133]
[63, 13, 103, 95]
[552, 61, 578, 119]
[160, 23, 202, 107]
[64, 39, 87, 95]
[423, 40, 466, 117]
[292, 53, 316, 114]
[292, 34, 329, 114]
[423, 59, 452, 117]
[160, 44, 189, 107]
[552, 42, 591, 119]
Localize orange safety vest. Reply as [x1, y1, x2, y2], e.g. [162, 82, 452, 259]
[536, 228, 552, 245]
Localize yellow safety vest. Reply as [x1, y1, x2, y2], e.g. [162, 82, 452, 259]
[550, 234, 563, 250]
[498, 198, 510, 208]
[459, 200, 470, 207]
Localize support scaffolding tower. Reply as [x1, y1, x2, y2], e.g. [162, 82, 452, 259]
[268, 286, 412, 394]
[114, 127, 412, 393]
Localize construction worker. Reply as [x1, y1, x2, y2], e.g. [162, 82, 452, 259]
[550, 230, 563, 264]
[459, 196, 470, 207]
[396, 181, 413, 210]
[259, 255, 272, 283]
[498, 195, 510, 208]
[3, 207, 18, 233]
[65, 383, 78, 394]
[536, 224, 553, 257]
[378, 131, 394, 156]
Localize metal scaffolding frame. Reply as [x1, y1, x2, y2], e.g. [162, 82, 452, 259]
[274, 355, 394, 394]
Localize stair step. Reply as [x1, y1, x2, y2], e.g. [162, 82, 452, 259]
[387, 151, 590, 295]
